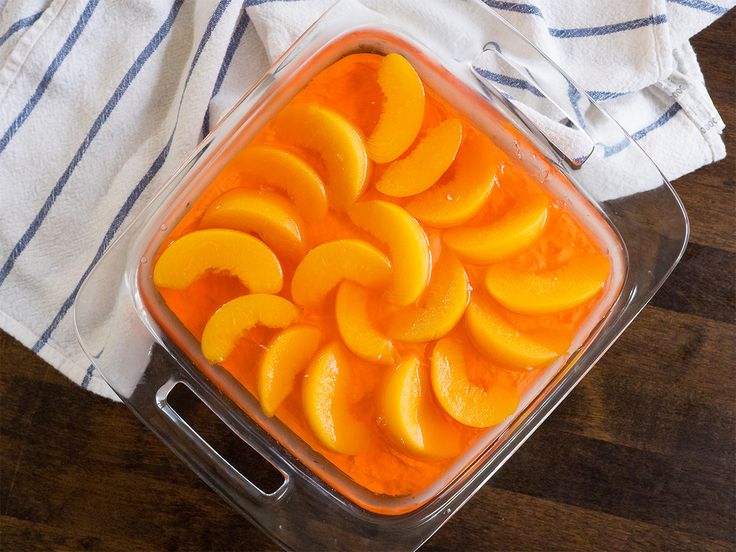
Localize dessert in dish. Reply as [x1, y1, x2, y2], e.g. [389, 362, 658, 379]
[150, 53, 614, 498]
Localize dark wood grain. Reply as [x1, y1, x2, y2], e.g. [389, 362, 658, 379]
[2, 12, 734, 552]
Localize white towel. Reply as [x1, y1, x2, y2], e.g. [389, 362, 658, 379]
[0, 0, 731, 400]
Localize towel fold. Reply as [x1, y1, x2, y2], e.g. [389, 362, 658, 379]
[0, 0, 731, 399]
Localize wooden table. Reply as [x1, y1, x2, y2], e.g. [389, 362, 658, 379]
[2, 14, 734, 552]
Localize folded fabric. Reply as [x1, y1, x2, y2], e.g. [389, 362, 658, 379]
[0, 0, 731, 399]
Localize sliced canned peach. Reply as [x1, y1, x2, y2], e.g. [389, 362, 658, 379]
[431, 338, 520, 428]
[303, 342, 371, 455]
[465, 296, 560, 368]
[200, 189, 305, 259]
[273, 104, 368, 208]
[234, 146, 328, 220]
[348, 201, 431, 305]
[375, 119, 463, 197]
[335, 281, 395, 364]
[485, 253, 611, 314]
[153, 229, 282, 293]
[367, 53, 425, 163]
[201, 294, 300, 364]
[443, 194, 549, 263]
[386, 252, 469, 342]
[291, 239, 392, 306]
[406, 132, 499, 227]
[258, 325, 322, 417]
[381, 356, 463, 459]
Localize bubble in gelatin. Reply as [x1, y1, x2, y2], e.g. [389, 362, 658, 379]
[140, 256, 148, 264]
[512, 140, 522, 159]
[160, 223, 168, 231]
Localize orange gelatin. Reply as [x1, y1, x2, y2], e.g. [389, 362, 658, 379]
[150, 53, 614, 501]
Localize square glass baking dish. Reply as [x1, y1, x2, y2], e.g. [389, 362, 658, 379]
[73, 1, 689, 549]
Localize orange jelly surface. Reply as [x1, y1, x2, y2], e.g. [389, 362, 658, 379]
[152, 53, 612, 499]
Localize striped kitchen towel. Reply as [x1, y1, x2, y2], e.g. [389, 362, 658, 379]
[0, 0, 731, 399]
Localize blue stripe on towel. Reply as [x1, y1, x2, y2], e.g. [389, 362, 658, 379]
[567, 82, 586, 128]
[35, 0, 233, 361]
[202, 8, 250, 137]
[604, 103, 682, 156]
[0, 0, 101, 154]
[0, 10, 44, 47]
[483, 1, 668, 38]
[588, 90, 627, 101]
[483, 0, 543, 16]
[0, 1, 184, 288]
[667, 0, 729, 15]
[474, 66, 544, 97]
[548, 14, 668, 38]
[81, 364, 95, 388]
[243, 0, 304, 5]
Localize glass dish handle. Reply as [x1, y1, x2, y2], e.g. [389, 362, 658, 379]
[471, 42, 596, 168]
[123, 347, 291, 510]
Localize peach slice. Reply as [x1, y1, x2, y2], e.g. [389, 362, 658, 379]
[303, 342, 371, 454]
[201, 294, 300, 364]
[258, 325, 322, 417]
[348, 201, 431, 305]
[366, 53, 425, 163]
[273, 104, 368, 208]
[431, 338, 520, 428]
[200, 189, 305, 259]
[485, 253, 611, 314]
[335, 281, 395, 364]
[381, 356, 463, 458]
[234, 146, 328, 220]
[406, 132, 499, 227]
[465, 297, 560, 368]
[443, 194, 549, 263]
[386, 252, 469, 342]
[153, 229, 282, 293]
[291, 239, 392, 306]
[375, 119, 463, 197]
